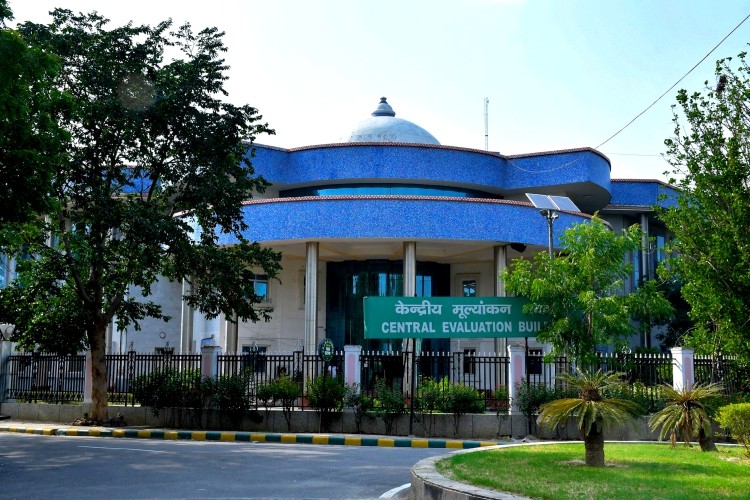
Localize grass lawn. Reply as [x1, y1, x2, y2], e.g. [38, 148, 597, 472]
[436, 443, 750, 500]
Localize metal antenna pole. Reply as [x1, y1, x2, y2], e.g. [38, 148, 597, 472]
[484, 98, 489, 150]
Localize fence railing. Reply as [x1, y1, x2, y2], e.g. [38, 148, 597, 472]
[3, 350, 747, 409]
[5, 354, 86, 403]
[216, 351, 344, 409]
[524, 352, 674, 388]
[695, 355, 750, 395]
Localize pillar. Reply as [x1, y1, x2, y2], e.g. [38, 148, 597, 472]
[304, 242, 319, 354]
[671, 347, 694, 392]
[494, 245, 508, 357]
[83, 350, 93, 404]
[225, 313, 239, 354]
[180, 278, 194, 353]
[0, 339, 12, 403]
[201, 344, 220, 379]
[508, 344, 526, 415]
[344, 345, 362, 391]
[640, 213, 650, 281]
[402, 241, 417, 395]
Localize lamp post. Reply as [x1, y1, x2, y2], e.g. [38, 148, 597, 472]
[540, 209, 559, 258]
[525, 193, 580, 258]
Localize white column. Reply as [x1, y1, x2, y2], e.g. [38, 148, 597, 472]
[640, 213, 650, 281]
[344, 345, 362, 391]
[508, 344, 526, 415]
[401, 241, 417, 353]
[304, 242, 319, 354]
[225, 313, 239, 354]
[671, 347, 695, 391]
[180, 279, 194, 353]
[402, 241, 417, 395]
[494, 245, 508, 356]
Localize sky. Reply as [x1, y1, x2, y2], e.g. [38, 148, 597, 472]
[8, 0, 750, 180]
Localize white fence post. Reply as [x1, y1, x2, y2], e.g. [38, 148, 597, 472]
[343, 345, 362, 392]
[670, 347, 694, 391]
[201, 344, 220, 378]
[508, 344, 526, 415]
[83, 350, 93, 404]
[0, 341, 11, 403]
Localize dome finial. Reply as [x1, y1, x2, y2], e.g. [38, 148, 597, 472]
[372, 97, 396, 117]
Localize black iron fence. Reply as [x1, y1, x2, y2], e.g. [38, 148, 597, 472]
[5, 353, 86, 403]
[216, 351, 344, 409]
[3, 349, 747, 409]
[107, 352, 202, 405]
[695, 355, 750, 395]
[524, 351, 673, 387]
[359, 350, 510, 409]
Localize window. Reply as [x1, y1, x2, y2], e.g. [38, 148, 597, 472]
[248, 272, 269, 302]
[462, 279, 477, 297]
[463, 349, 476, 376]
[456, 274, 480, 297]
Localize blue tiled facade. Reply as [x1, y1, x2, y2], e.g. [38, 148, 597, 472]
[177, 98, 682, 354]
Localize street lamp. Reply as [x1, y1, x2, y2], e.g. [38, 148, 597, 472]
[525, 194, 580, 258]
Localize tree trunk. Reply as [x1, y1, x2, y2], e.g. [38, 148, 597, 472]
[584, 425, 606, 467]
[698, 426, 718, 452]
[88, 321, 109, 422]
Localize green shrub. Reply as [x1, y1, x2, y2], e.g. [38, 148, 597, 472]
[716, 403, 750, 457]
[307, 375, 346, 432]
[131, 368, 208, 427]
[514, 381, 578, 434]
[443, 381, 485, 435]
[414, 377, 445, 436]
[212, 372, 251, 429]
[492, 385, 509, 412]
[255, 376, 301, 432]
[344, 384, 374, 434]
[602, 382, 664, 415]
[374, 378, 405, 435]
[413, 377, 488, 436]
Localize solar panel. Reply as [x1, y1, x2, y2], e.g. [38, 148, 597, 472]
[525, 193, 558, 210]
[549, 196, 580, 212]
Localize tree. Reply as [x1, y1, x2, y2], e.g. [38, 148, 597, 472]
[648, 382, 724, 452]
[537, 370, 642, 467]
[0, 9, 281, 422]
[502, 215, 673, 363]
[0, 1, 68, 224]
[660, 52, 750, 365]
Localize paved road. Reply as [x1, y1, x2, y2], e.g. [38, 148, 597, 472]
[0, 433, 452, 499]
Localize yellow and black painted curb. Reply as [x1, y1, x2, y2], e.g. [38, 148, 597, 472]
[0, 425, 502, 449]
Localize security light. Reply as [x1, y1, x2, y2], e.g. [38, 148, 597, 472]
[525, 193, 580, 257]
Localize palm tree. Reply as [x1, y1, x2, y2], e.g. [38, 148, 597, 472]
[648, 382, 723, 451]
[537, 369, 643, 467]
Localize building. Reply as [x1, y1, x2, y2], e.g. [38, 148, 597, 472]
[101, 98, 677, 355]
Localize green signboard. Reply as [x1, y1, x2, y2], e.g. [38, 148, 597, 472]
[363, 296, 548, 339]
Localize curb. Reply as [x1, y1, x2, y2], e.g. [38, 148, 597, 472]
[0, 424, 505, 449]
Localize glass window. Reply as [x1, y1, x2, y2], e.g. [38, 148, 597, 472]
[249, 272, 269, 301]
[462, 279, 477, 297]
[280, 183, 498, 199]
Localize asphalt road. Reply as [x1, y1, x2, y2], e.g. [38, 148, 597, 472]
[0, 433, 452, 499]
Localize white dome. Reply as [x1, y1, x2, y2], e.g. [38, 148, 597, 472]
[342, 97, 440, 145]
